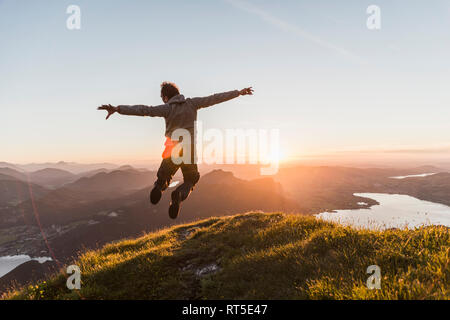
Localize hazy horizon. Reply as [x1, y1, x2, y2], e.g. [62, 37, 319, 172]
[3, 155, 450, 173]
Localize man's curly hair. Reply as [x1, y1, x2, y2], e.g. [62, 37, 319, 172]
[160, 82, 180, 100]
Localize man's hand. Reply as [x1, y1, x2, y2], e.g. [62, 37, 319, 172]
[97, 104, 118, 120]
[239, 87, 254, 96]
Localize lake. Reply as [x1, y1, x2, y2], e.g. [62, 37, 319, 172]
[390, 173, 437, 179]
[0, 255, 52, 278]
[316, 193, 450, 230]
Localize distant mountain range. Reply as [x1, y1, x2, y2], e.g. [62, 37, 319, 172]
[272, 165, 450, 213]
[0, 161, 120, 175]
[0, 165, 295, 258]
[0, 162, 449, 293]
[0, 178, 48, 208]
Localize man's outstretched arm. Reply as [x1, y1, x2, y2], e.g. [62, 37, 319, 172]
[97, 104, 169, 120]
[191, 87, 254, 110]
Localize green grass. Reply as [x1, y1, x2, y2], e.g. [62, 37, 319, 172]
[3, 212, 449, 300]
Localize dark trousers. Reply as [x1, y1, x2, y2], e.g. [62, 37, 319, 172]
[154, 158, 200, 202]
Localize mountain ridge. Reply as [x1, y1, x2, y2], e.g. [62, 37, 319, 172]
[3, 212, 448, 300]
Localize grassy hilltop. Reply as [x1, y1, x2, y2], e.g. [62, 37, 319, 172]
[4, 212, 449, 300]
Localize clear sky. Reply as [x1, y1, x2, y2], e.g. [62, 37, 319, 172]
[1, 0, 449, 165]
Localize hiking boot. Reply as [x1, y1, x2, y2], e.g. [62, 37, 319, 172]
[150, 185, 162, 205]
[168, 191, 181, 219]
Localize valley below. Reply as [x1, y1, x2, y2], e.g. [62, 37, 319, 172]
[0, 162, 449, 293]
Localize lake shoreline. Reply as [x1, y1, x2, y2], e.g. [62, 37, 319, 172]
[0, 255, 53, 278]
[316, 192, 450, 230]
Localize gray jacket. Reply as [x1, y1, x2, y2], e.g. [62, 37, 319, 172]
[117, 90, 240, 138]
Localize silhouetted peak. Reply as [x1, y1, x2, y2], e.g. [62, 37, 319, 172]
[118, 165, 135, 171]
[202, 169, 238, 184]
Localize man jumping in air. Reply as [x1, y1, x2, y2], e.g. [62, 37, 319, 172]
[98, 82, 253, 219]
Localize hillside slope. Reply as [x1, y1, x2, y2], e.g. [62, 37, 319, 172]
[4, 212, 449, 300]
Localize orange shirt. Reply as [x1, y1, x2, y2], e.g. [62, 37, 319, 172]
[162, 137, 179, 159]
